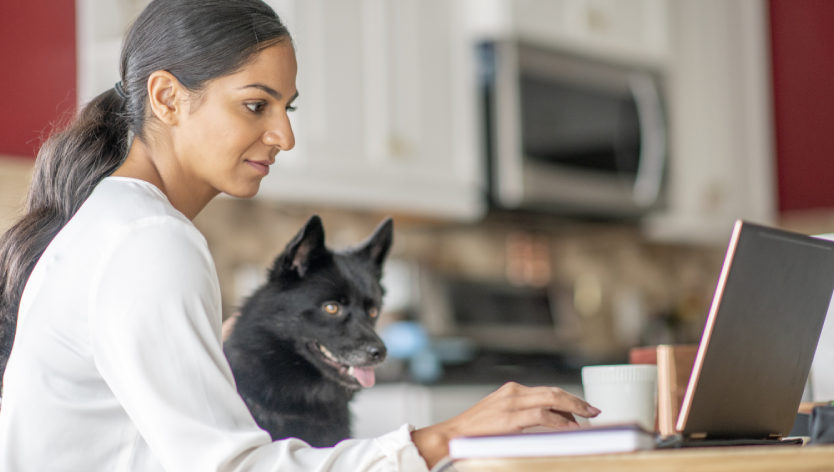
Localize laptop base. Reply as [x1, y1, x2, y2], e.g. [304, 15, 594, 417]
[657, 436, 804, 449]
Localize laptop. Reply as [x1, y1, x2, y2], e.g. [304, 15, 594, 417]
[671, 221, 834, 445]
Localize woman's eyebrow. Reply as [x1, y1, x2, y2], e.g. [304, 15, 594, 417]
[239, 84, 282, 99]
[239, 85, 299, 104]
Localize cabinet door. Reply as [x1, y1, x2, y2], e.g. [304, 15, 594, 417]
[77, 0, 151, 105]
[465, 0, 668, 65]
[644, 0, 776, 244]
[261, 0, 485, 220]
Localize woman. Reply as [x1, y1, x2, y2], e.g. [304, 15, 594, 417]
[0, 1, 599, 470]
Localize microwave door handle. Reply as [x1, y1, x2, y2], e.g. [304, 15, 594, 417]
[629, 73, 667, 207]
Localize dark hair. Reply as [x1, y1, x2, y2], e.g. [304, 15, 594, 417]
[0, 0, 291, 389]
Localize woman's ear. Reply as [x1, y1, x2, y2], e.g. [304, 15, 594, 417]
[146, 70, 185, 125]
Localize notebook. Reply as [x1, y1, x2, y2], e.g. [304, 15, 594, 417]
[448, 424, 654, 460]
[675, 221, 834, 443]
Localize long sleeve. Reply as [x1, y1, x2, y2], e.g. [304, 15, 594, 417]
[88, 215, 429, 472]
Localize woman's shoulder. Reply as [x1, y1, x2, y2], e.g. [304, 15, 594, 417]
[90, 177, 190, 224]
[62, 177, 203, 251]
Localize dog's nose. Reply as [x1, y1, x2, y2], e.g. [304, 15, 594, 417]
[366, 345, 386, 362]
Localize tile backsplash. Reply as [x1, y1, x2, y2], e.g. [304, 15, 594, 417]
[193, 197, 727, 360]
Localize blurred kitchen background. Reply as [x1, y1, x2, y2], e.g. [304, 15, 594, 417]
[1, 0, 833, 436]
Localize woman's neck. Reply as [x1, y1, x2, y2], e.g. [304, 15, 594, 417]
[112, 138, 219, 220]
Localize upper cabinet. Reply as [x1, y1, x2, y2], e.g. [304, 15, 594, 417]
[644, 0, 777, 244]
[76, 0, 148, 105]
[260, 0, 485, 220]
[470, 0, 669, 65]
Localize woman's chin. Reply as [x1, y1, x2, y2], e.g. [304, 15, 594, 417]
[224, 182, 261, 199]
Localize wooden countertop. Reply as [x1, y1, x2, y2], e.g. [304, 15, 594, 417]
[453, 444, 834, 472]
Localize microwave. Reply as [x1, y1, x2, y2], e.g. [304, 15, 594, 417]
[480, 41, 667, 217]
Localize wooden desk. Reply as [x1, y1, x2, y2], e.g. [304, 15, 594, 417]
[453, 444, 834, 472]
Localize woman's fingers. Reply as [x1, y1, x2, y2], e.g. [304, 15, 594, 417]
[516, 407, 581, 430]
[554, 409, 581, 426]
[412, 382, 602, 469]
[451, 383, 601, 435]
[503, 385, 601, 418]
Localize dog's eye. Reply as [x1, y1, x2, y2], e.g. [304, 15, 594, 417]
[323, 303, 341, 316]
[368, 307, 379, 318]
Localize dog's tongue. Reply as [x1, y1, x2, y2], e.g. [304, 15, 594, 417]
[349, 366, 376, 387]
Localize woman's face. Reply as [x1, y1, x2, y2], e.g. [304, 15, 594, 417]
[175, 42, 298, 199]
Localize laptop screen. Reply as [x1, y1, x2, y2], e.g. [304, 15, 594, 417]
[677, 221, 834, 439]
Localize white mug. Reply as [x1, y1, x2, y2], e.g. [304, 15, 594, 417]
[581, 364, 657, 431]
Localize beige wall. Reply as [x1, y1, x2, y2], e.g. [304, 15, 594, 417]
[0, 157, 34, 235]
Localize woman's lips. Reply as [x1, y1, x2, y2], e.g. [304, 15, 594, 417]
[246, 160, 271, 176]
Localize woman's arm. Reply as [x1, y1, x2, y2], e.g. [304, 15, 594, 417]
[411, 383, 600, 468]
[220, 306, 597, 467]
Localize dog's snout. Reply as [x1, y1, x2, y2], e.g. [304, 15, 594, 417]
[366, 345, 386, 362]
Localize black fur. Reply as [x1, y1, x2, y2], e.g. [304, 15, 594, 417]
[224, 216, 392, 447]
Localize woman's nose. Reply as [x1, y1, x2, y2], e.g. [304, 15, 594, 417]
[263, 115, 295, 151]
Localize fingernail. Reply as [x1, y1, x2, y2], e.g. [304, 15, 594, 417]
[587, 406, 601, 416]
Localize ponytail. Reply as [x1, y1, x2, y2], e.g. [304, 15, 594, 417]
[0, 0, 290, 391]
[0, 88, 129, 388]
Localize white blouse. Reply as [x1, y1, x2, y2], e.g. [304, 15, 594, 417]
[0, 177, 429, 472]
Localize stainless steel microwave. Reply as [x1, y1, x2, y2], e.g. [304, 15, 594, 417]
[480, 41, 667, 217]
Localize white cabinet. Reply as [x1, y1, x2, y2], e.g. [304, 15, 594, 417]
[261, 0, 485, 220]
[643, 0, 777, 244]
[465, 0, 669, 66]
[76, 0, 148, 105]
[516, 0, 668, 63]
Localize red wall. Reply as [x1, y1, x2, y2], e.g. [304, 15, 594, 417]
[0, 0, 77, 158]
[770, 0, 834, 213]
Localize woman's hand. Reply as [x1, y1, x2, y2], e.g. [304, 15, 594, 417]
[410, 382, 600, 468]
[221, 313, 239, 343]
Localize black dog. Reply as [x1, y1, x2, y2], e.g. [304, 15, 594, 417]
[224, 215, 391, 447]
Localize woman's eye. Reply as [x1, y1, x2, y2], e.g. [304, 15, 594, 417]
[368, 307, 379, 318]
[286, 104, 297, 113]
[246, 102, 266, 113]
[323, 303, 341, 316]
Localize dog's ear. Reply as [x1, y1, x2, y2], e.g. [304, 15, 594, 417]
[271, 215, 327, 280]
[353, 217, 394, 272]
